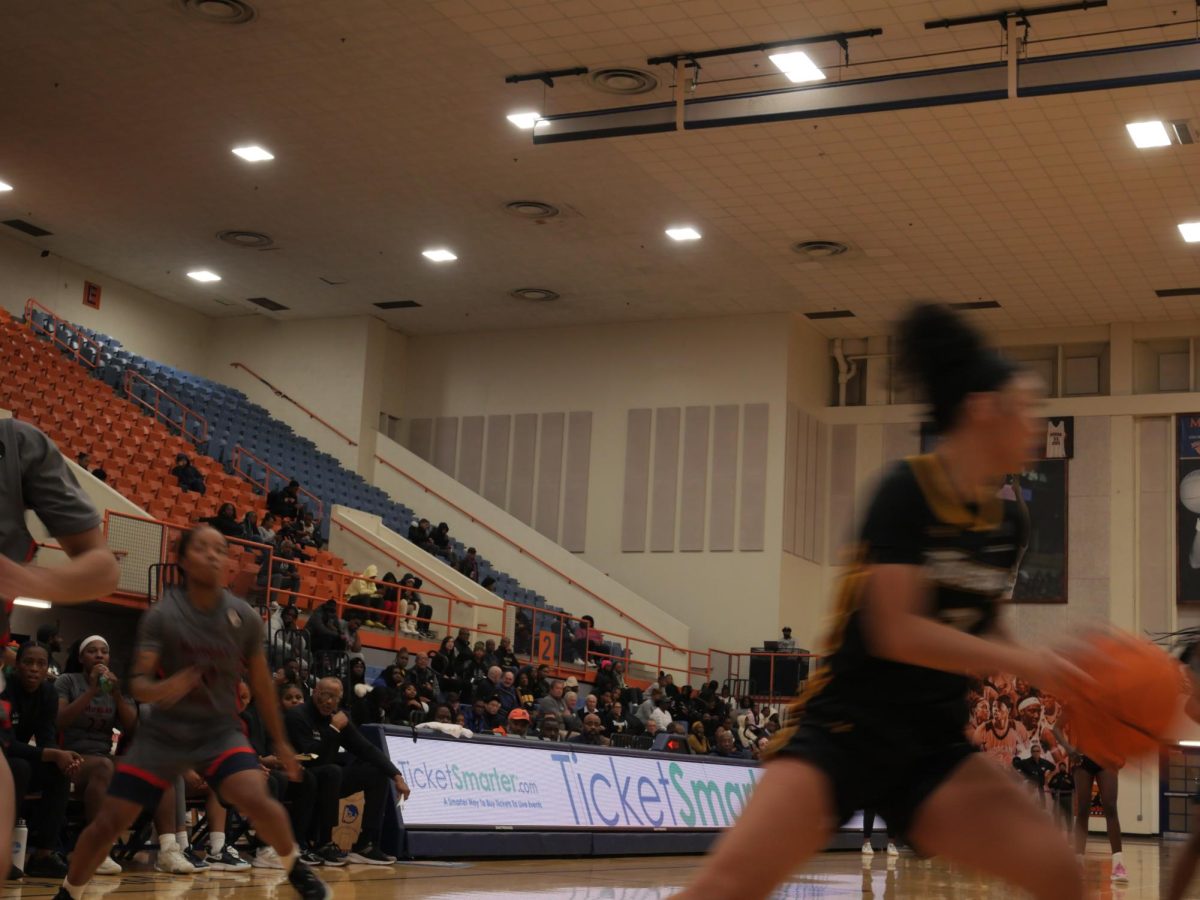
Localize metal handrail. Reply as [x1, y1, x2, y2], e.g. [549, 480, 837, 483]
[229, 362, 358, 447]
[123, 369, 209, 445]
[24, 298, 104, 370]
[230, 445, 324, 521]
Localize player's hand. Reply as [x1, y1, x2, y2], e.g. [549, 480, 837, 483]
[261, 754, 280, 770]
[156, 667, 203, 709]
[1020, 651, 1093, 702]
[276, 743, 302, 782]
[330, 711, 350, 731]
[47, 749, 83, 775]
[393, 774, 411, 800]
[0, 556, 40, 604]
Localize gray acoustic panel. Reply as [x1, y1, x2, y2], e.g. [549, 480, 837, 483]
[433, 417, 458, 475]
[679, 406, 711, 553]
[1138, 417, 1169, 629]
[510, 413, 538, 525]
[827, 425, 858, 565]
[457, 416, 485, 493]
[621, 409, 652, 553]
[882, 422, 919, 463]
[650, 408, 682, 552]
[801, 413, 819, 560]
[483, 415, 511, 508]
[709, 405, 740, 552]
[782, 405, 800, 555]
[562, 412, 592, 553]
[810, 420, 829, 563]
[407, 418, 433, 462]
[739, 403, 769, 551]
[535, 413, 565, 540]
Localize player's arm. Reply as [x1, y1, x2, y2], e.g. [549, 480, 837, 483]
[246, 649, 300, 781]
[127, 649, 200, 707]
[0, 528, 118, 605]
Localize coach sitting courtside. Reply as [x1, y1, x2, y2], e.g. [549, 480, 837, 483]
[285, 677, 410, 866]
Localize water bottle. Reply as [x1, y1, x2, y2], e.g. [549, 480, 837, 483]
[12, 819, 27, 873]
[99, 674, 112, 695]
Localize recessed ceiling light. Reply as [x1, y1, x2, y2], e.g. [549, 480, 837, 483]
[232, 145, 274, 162]
[187, 269, 222, 282]
[506, 112, 542, 129]
[1179, 222, 1200, 243]
[665, 226, 701, 242]
[1125, 121, 1171, 149]
[768, 50, 826, 84]
[0, 181, 12, 192]
[422, 248, 457, 262]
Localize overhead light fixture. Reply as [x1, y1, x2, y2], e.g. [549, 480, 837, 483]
[768, 50, 826, 84]
[13, 597, 50, 609]
[1181, 740, 1200, 747]
[422, 248, 457, 262]
[1179, 222, 1200, 243]
[1125, 120, 1171, 148]
[665, 226, 701, 242]
[232, 145, 274, 162]
[0, 181, 12, 192]
[506, 111, 542, 129]
[187, 269, 222, 282]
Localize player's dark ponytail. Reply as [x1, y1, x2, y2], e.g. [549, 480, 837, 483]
[896, 304, 1018, 434]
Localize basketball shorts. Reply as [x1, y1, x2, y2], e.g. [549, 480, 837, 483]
[770, 719, 975, 843]
[109, 726, 259, 809]
[1079, 755, 1103, 777]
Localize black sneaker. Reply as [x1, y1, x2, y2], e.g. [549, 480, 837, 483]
[287, 860, 332, 900]
[10, 865, 23, 881]
[51, 890, 70, 900]
[345, 843, 391, 866]
[25, 851, 69, 878]
[316, 842, 348, 867]
[298, 848, 324, 867]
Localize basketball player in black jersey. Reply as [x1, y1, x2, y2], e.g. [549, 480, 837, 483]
[673, 305, 1089, 900]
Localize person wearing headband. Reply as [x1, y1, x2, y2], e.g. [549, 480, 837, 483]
[55, 634, 137, 876]
[674, 305, 1089, 900]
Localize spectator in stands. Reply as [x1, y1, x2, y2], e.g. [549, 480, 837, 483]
[483, 639, 499, 667]
[778, 626, 796, 650]
[605, 701, 639, 736]
[201, 502, 245, 539]
[392, 684, 428, 724]
[431, 637, 460, 693]
[577, 692, 600, 718]
[452, 627, 472, 659]
[570, 713, 610, 747]
[269, 603, 307, 670]
[279, 682, 306, 711]
[535, 679, 569, 724]
[305, 599, 349, 672]
[457, 643, 491, 701]
[56, 635, 137, 848]
[480, 576, 497, 593]
[636, 688, 663, 727]
[569, 615, 602, 667]
[36, 623, 63, 680]
[537, 714, 562, 742]
[688, 720, 711, 755]
[392, 647, 413, 673]
[534, 664, 552, 697]
[398, 574, 429, 637]
[457, 547, 479, 582]
[261, 534, 302, 605]
[562, 691, 583, 735]
[645, 718, 661, 743]
[431, 704, 453, 724]
[241, 511, 261, 541]
[377, 572, 399, 629]
[170, 453, 206, 495]
[257, 513, 279, 544]
[649, 694, 673, 732]
[296, 511, 322, 550]
[407, 518, 436, 554]
[712, 729, 750, 759]
[515, 671, 536, 710]
[431, 522, 453, 560]
[75, 452, 90, 469]
[506, 708, 533, 739]
[593, 659, 618, 698]
[495, 670, 519, 714]
[475, 666, 503, 704]
[285, 677, 410, 866]
[406, 652, 440, 698]
[267, 479, 301, 520]
[2, 642, 80, 878]
[346, 565, 383, 628]
[90, 466, 107, 482]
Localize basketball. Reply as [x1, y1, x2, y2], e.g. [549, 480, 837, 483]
[1180, 469, 1200, 514]
[1065, 632, 1182, 769]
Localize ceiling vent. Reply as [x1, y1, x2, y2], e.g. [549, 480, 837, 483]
[1172, 120, 1195, 145]
[588, 67, 658, 95]
[1156, 287, 1200, 298]
[504, 201, 560, 220]
[246, 296, 288, 312]
[217, 229, 274, 249]
[180, 0, 256, 24]
[375, 300, 422, 310]
[949, 300, 1002, 310]
[3, 219, 52, 237]
[804, 309, 855, 319]
[792, 240, 849, 258]
[510, 288, 560, 302]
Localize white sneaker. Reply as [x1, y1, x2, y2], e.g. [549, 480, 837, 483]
[95, 855, 123, 875]
[862, 841, 875, 856]
[252, 846, 284, 870]
[155, 845, 197, 874]
[886, 842, 899, 857]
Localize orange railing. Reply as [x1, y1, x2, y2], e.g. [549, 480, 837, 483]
[230, 445, 324, 522]
[372, 454, 682, 651]
[709, 649, 816, 708]
[229, 362, 358, 447]
[123, 369, 209, 445]
[24, 298, 104, 370]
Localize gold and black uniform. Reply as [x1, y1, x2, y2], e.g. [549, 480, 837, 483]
[770, 454, 1029, 837]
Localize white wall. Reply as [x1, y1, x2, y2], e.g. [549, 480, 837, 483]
[0, 230, 212, 373]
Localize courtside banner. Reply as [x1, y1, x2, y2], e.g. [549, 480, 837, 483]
[384, 733, 760, 830]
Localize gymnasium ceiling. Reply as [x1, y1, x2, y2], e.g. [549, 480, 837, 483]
[2, 0, 1200, 337]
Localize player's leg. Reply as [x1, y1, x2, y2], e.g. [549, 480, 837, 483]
[669, 757, 836, 900]
[72, 757, 114, 823]
[908, 754, 1082, 900]
[862, 807, 876, 854]
[63, 793, 148, 891]
[217, 769, 297, 857]
[1094, 768, 1127, 881]
[0, 754, 15, 881]
[1072, 765, 1095, 855]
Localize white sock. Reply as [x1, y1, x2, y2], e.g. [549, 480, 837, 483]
[1112, 851, 1124, 866]
[278, 843, 298, 873]
[176, 831, 188, 851]
[62, 880, 86, 900]
[210, 832, 225, 855]
[159, 833, 178, 852]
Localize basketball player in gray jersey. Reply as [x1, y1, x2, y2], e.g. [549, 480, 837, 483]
[55, 526, 330, 900]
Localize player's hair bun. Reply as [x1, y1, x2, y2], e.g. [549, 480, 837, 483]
[896, 303, 1016, 433]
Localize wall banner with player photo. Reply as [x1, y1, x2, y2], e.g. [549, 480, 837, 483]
[1176, 414, 1200, 603]
[922, 418, 1071, 604]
